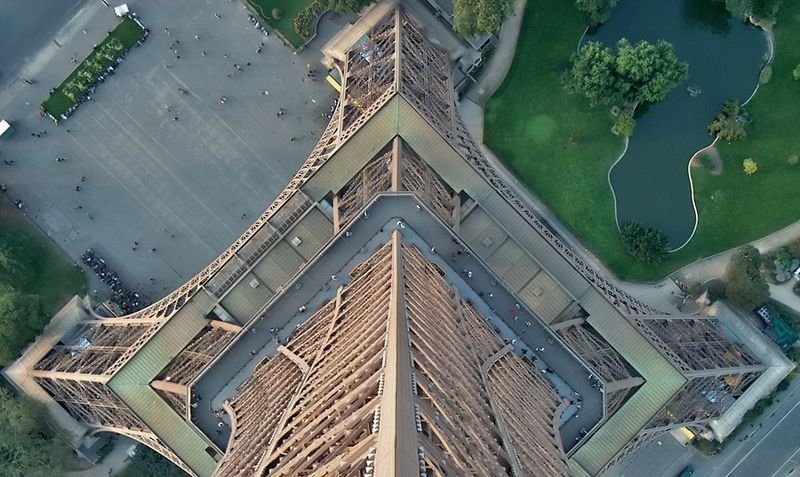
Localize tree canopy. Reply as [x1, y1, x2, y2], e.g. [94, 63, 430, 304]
[453, 0, 512, 37]
[0, 290, 47, 364]
[0, 387, 69, 477]
[575, 0, 619, 26]
[714, 0, 783, 21]
[564, 39, 689, 109]
[725, 245, 769, 310]
[619, 221, 671, 264]
[0, 241, 34, 286]
[708, 98, 750, 141]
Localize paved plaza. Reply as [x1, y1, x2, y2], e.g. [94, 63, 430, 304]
[0, 0, 347, 302]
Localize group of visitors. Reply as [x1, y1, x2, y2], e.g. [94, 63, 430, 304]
[81, 248, 148, 314]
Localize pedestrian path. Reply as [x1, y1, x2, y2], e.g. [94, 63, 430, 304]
[465, 0, 528, 106]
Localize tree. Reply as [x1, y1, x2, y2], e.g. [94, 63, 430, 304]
[453, 0, 512, 37]
[619, 221, 670, 264]
[614, 38, 689, 105]
[793, 64, 800, 81]
[575, 0, 619, 25]
[0, 387, 69, 477]
[564, 39, 688, 109]
[725, 245, 769, 310]
[0, 241, 34, 287]
[0, 290, 48, 364]
[743, 158, 758, 175]
[563, 41, 618, 106]
[613, 111, 636, 137]
[708, 99, 750, 141]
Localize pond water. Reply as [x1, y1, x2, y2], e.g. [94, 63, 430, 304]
[584, 0, 768, 249]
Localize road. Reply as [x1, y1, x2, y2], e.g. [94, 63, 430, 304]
[192, 195, 603, 451]
[608, 375, 800, 477]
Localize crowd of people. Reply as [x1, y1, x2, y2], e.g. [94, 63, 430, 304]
[81, 248, 148, 314]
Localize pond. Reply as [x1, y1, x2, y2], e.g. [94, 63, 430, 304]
[584, 0, 768, 249]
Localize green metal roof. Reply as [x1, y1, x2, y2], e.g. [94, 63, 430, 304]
[110, 296, 219, 477]
[568, 292, 685, 475]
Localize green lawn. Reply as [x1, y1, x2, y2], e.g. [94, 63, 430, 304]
[484, 0, 800, 281]
[683, 1, 800, 268]
[484, 0, 640, 276]
[248, 0, 309, 48]
[0, 202, 85, 312]
[42, 17, 145, 119]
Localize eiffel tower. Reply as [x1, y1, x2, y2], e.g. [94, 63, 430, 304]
[4, 3, 786, 476]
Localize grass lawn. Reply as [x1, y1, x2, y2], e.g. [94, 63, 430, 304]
[484, 0, 800, 281]
[0, 202, 85, 312]
[683, 1, 800, 267]
[484, 0, 639, 276]
[248, 0, 309, 48]
[42, 16, 145, 119]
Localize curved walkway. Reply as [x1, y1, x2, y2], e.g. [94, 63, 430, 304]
[465, 0, 527, 106]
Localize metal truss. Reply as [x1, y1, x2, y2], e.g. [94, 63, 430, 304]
[646, 371, 762, 431]
[33, 375, 147, 431]
[555, 321, 636, 383]
[399, 142, 455, 224]
[335, 138, 456, 229]
[485, 354, 571, 476]
[109, 429, 197, 476]
[338, 11, 398, 143]
[218, 236, 569, 477]
[398, 10, 455, 141]
[636, 316, 762, 372]
[34, 320, 161, 376]
[156, 326, 237, 385]
[337, 146, 393, 225]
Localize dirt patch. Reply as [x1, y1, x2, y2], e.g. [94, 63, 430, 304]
[691, 145, 723, 175]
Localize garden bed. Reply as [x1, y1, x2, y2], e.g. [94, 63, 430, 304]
[41, 16, 147, 122]
[247, 0, 311, 48]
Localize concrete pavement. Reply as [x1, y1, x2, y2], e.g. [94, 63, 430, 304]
[0, 0, 341, 303]
[0, 0, 88, 86]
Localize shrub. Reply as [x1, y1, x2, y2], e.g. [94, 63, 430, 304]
[759, 64, 772, 84]
[612, 112, 636, 137]
[619, 221, 670, 264]
[293, 0, 326, 40]
[793, 64, 800, 81]
[725, 245, 769, 311]
[743, 157, 758, 175]
[272, 8, 282, 19]
[788, 154, 799, 166]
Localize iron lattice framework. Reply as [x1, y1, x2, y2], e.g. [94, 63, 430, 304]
[217, 233, 570, 477]
[10, 5, 773, 477]
[554, 320, 642, 416]
[336, 138, 456, 227]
